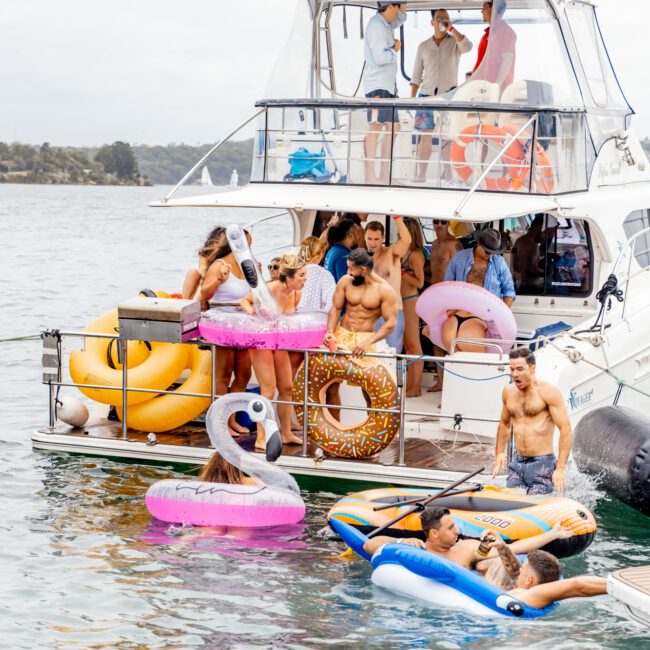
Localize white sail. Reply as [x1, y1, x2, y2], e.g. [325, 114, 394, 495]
[200, 165, 213, 186]
[228, 169, 239, 187]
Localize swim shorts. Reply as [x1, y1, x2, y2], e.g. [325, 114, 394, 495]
[334, 326, 377, 368]
[506, 453, 557, 495]
[374, 309, 405, 353]
[366, 89, 399, 124]
[414, 92, 435, 131]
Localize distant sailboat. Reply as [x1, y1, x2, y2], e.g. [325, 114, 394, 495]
[200, 165, 213, 186]
[228, 169, 239, 188]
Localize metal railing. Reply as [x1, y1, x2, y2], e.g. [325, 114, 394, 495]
[153, 99, 590, 203]
[42, 329, 515, 467]
[608, 226, 650, 327]
[253, 98, 590, 196]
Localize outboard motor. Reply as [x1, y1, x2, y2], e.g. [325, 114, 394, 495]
[574, 406, 650, 515]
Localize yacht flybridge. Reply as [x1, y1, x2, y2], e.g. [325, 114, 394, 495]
[33, 0, 650, 486]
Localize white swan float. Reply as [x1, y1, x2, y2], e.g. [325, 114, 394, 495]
[145, 394, 306, 527]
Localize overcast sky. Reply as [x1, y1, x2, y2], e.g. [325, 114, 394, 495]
[1, 0, 648, 146]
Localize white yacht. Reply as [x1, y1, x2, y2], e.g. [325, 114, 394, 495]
[33, 0, 650, 487]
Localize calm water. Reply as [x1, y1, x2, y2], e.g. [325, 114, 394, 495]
[1, 184, 649, 649]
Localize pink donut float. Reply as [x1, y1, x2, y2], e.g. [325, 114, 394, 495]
[416, 281, 517, 353]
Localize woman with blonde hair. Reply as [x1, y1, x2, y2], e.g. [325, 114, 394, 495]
[400, 217, 426, 397]
[241, 254, 307, 450]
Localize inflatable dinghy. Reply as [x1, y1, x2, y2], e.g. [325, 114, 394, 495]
[327, 485, 596, 558]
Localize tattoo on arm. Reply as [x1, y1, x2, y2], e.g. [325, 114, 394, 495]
[496, 543, 522, 579]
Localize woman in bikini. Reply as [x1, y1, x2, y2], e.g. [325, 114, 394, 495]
[241, 255, 306, 451]
[400, 218, 426, 397]
[200, 229, 255, 436]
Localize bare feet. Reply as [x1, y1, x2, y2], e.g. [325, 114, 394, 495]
[228, 415, 249, 435]
[406, 389, 422, 398]
[427, 383, 443, 393]
[282, 432, 303, 445]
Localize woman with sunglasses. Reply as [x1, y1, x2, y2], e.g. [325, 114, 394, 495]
[400, 218, 427, 396]
[241, 254, 307, 450]
[267, 257, 281, 282]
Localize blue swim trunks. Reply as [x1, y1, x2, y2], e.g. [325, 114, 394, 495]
[506, 453, 556, 495]
[414, 92, 435, 131]
[374, 309, 405, 353]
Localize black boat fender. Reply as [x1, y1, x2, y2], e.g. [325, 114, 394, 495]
[574, 406, 650, 515]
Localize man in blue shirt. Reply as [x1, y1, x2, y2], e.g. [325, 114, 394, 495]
[364, 2, 407, 184]
[444, 228, 515, 305]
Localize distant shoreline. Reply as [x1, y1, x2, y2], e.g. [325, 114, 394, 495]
[0, 140, 252, 187]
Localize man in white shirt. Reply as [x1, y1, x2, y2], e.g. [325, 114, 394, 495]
[363, 2, 407, 185]
[410, 9, 472, 182]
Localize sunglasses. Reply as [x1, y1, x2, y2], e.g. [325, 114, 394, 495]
[268, 264, 280, 271]
[433, 220, 448, 225]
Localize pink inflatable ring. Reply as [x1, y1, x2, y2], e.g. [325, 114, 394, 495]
[416, 281, 516, 353]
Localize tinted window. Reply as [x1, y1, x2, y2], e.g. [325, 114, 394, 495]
[506, 214, 592, 297]
[622, 210, 650, 269]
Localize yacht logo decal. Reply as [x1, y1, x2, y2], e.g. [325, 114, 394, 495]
[568, 388, 594, 411]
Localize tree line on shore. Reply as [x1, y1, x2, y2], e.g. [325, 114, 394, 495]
[2, 137, 650, 186]
[0, 139, 254, 186]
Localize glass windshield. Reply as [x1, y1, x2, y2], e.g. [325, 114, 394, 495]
[268, 1, 583, 108]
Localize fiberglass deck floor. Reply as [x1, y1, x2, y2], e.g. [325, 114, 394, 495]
[37, 418, 494, 474]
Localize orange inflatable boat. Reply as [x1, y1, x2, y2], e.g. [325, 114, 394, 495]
[327, 486, 597, 558]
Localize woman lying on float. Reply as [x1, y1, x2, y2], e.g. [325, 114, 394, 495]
[417, 229, 517, 355]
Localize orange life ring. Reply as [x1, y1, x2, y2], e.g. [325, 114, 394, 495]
[450, 123, 554, 193]
[502, 125, 555, 194]
[292, 353, 399, 458]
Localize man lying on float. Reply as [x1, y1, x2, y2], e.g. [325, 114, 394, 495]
[364, 506, 606, 608]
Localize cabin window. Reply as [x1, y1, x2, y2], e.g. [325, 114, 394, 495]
[505, 214, 592, 297]
[623, 210, 650, 269]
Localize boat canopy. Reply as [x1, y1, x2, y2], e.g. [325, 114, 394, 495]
[266, 0, 630, 149]
[151, 183, 559, 223]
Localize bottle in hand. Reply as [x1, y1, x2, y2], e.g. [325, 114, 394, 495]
[476, 531, 497, 557]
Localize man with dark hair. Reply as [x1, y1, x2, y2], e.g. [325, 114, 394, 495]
[480, 535, 607, 609]
[364, 2, 408, 184]
[472, 0, 516, 89]
[363, 505, 573, 571]
[365, 215, 411, 351]
[493, 346, 573, 494]
[324, 248, 399, 359]
[410, 8, 472, 182]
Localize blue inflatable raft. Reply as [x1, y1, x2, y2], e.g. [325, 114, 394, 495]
[330, 518, 558, 619]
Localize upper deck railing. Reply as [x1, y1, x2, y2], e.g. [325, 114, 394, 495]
[251, 97, 591, 196]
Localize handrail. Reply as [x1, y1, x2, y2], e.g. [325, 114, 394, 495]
[255, 98, 586, 114]
[608, 225, 650, 326]
[453, 114, 537, 219]
[43, 329, 511, 463]
[611, 225, 650, 280]
[161, 108, 265, 204]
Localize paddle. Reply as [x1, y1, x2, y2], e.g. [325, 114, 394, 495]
[366, 466, 485, 539]
[372, 483, 484, 512]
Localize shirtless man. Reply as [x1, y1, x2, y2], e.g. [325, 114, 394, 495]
[364, 216, 411, 351]
[324, 248, 399, 359]
[426, 219, 462, 390]
[481, 534, 607, 609]
[493, 347, 573, 494]
[364, 506, 573, 573]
